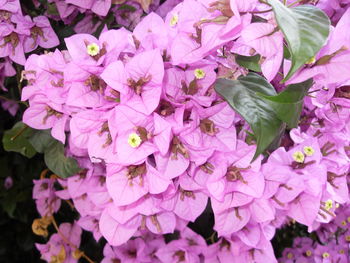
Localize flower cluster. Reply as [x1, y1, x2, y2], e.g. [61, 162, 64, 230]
[19, 0, 350, 262]
[0, 0, 59, 65]
[279, 205, 350, 263]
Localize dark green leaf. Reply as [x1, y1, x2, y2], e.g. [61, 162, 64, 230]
[117, 4, 137, 12]
[267, 0, 330, 82]
[28, 129, 55, 153]
[28, 129, 80, 178]
[1, 199, 16, 218]
[2, 122, 36, 158]
[215, 74, 311, 160]
[44, 141, 80, 178]
[258, 79, 313, 127]
[235, 54, 262, 72]
[215, 73, 283, 160]
[47, 2, 59, 16]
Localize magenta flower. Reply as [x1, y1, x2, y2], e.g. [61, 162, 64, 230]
[66, 0, 111, 16]
[23, 15, 59, 52]
[101, 49, 164, 115]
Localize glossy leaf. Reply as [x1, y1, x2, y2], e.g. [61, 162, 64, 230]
[28, 130, 80, 178]
[2, 122, 36, 158]
[44, 141, 80, 178]
[258, 79, 313, 127]
[235, 54, 262, 72]
[215, 73, 311, 160]
[267, 0, 330, 82]
[215, 73, 282, 160]
[28, 129, 55, 153]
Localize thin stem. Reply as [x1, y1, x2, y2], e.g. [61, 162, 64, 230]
[64, 199, 75, 210]
[16, 64, 23, 95]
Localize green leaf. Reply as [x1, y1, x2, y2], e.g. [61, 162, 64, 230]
[215, 73, 311, 160]
[117, 4, 137, 12]
[44, 141, 80, 178]
[1, 197, 16, 218]
[267, 0, 330, 82]
[28, 129, 55, 153]
[215, 73, 283, 161]
[235, 54, 262, 72]
[28, 130, 80, 178]
[2, 122, 36, 158]
[47, 3, 59, 16]
[257, 79, 313, 127]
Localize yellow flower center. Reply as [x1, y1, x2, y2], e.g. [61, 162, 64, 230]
[292, 151, 305, 163]
[339, 249, 345, 254]
[345, 235, 350, 242]
[128, 133, 142, 148]
[303, 146, 315, 156]
[306, 56, 316, 64]
[347, 216, 350, 223]
[322, 252, 330, 258]
[170, 13, 179, 27]
[287, 252, 293, 259]
[305, 250, 312, 257]
[87, 43, 100, 56]
[324, 199, 333, 210]
[194, 68, 206, 79]
[341, 220, 347, 226]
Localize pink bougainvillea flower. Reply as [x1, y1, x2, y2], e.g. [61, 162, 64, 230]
[106, 105, 171, 165]
[106, 160, 171, 206]
[214, 206, 251, 237]
[23, 15, 59, 52]
[66, 0, 112, 16]
[232, 21, 284, 81]
[23, 96, 69, 143]
[161, 177, 208, 222]
[64, 28, 133, 67]
[156, 238, 201, 263]
[102, 49, 164, 115]
[36, 222, 82, 263]
[132, 12, 168, 51]
[0, 17, 28, 64]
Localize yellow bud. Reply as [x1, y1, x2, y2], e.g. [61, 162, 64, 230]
[87, 43, 100, 56]
[292, 151, 305, 163]
[322, 252, 330, 259]
[170, 13, 178, 27]
[287, 252, 293, 259]
[128, 133, 142, 148]
[303, 146, 315, 156]
[305, 250, 312, 257]
[306, 56, 316, 64]
[324, 199, 333, 210]
[194, 68, 206, 79]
